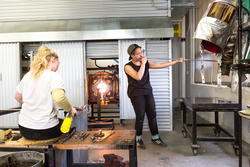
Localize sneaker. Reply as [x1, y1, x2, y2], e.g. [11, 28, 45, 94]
[152, 137, 167, 147]
[137, 139, 146, 149]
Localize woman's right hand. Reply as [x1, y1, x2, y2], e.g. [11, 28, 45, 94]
[141, 56, 147, 65]
[176, 58, 185, 63]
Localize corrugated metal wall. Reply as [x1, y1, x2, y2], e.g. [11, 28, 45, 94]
[0, 43, 20, 128]
[43, 42, 85, 107]
[0, 0, 171, 21]
[145, 40, 172, 131]
[119, 39, 172, 131]
[86, 41, 118, 58]
[119, 40, 145, 119]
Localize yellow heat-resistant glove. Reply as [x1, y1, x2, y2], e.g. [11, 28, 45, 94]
[51, 89, 72, 112]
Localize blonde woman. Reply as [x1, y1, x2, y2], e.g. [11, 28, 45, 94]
[14, 46, 77, 140]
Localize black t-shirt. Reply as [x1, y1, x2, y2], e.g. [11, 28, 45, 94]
[125, 61, 152, 98]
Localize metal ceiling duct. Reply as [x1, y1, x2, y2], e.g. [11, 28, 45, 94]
[0, 17, 173, 42]
[0, 0, 199, 42]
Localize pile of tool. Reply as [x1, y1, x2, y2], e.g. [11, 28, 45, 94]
[91, 130, 115, 143]
[0, 129, 12, 143]
[73, 131, 89, 141]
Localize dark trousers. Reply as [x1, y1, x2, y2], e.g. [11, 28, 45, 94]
[130, 93, 159, 136]
[19, 119, 63, 140]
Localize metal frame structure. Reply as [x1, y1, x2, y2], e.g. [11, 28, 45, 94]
[63, 139, 137, 167]
[237, 0, 250, 166]
[238, 0, 243, 165]
[180, 97, 240, 155]
[52, 130, 137, 167]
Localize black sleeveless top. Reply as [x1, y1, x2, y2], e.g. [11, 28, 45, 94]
[125, 61, 152, 98]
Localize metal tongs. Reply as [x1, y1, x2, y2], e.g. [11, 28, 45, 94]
[91, 131, 115, 143]
[73, 131, 89, 141]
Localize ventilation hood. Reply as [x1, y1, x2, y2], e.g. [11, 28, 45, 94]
[0, 17, 173, 42]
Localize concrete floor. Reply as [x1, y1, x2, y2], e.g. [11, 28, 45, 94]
[1, 111, 250, 167]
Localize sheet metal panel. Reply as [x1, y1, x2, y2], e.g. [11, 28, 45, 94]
[119, 40, 145, 119]
[0, 43, 20, 128]
[144, 40, 172, 131]
[43, 42, 85, 107]
[119, 39, 172, 131]
[0, 0, 171, 21]
[86, 41, 118, 58]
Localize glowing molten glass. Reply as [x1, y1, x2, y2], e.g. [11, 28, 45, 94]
[97, 81, 107, 93]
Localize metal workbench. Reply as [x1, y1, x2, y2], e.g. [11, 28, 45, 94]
[0, 129, 137, 167]
[0, 109, 137, 166]
[53, 130, 137, 167]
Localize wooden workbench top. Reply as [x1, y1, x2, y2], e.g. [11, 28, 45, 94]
[0, 129, 136, 150]
[53, 129, 136, 150]
[0, 131, 63, 149]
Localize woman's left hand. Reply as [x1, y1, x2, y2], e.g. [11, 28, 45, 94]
[71, 107, 78, 116]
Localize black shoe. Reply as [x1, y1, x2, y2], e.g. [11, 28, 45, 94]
[137, 139, 146, 149]
[152, 137, 167, 147]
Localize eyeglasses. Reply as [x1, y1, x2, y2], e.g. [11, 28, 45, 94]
[134, 49, 145, 56]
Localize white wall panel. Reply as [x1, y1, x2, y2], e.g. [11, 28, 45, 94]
[145, 40, 172, 131]
[119, 40, 172, 131]
[42, 42, 86, 167]
[43, 42, 85, 107]
[0, 0, 171, 21]
[86, 41, 118, 58]
[0, 43, 20, 128]
[118, 40, 145, 119]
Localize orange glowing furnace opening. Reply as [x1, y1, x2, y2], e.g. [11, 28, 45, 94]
[88, 71, 119, 106]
